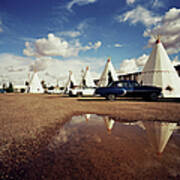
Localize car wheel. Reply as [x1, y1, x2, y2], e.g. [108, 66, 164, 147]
[106, 94, 116, 101]
[69, 91, 74, 97]
[149, 92, 158, 101]
[77, 92, 82, 97]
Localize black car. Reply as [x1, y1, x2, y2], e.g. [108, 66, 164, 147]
[95, 80, 162, 101]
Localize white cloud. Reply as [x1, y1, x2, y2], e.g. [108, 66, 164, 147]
[77, 21, 88, 31]
[172, 56, 180, 66]
[116, 6, 162, 27]
[118, 54, 149, 74]
[0, 53, 104, 86]
[144, 8, 180, 54]
[114, 43, 123, 48]
[67, 0, 97, 11]
[152, 0, 164, 8]
[126, 0, 135, 5]
[57, 20, 90, 39]
[58, 31, 81, 38]
[0, 54, 33, 85]
[29, 57, 50, 72]
[23, 33, 101, 58]
[0, 20, 3, 33]
[118, 53, 180, 74]
[93, 41, 102, 49]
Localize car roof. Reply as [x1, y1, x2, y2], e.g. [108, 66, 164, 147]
[113, 80, 138, 83]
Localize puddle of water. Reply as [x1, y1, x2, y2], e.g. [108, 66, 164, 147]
[46, 114, 180, 179]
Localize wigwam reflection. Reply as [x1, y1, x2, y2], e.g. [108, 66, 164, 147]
[143, 121, 178, 155]
[49, 114, 180, 157]
[46, 114, 180, 179]
[103, 116, 115, 132]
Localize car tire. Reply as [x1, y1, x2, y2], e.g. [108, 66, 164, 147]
[149, 92, 158, 101]
[69, 91, 74, 97]
[106, 94, 116, 101]
[77, 92, 82, 97]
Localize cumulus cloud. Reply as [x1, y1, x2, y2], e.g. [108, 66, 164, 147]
[0, 53, 104, 86]
[118, 6, 180, 55]
[67, 0, 97, 11]
[31, 57, 104, 86]
[126, 0, 136, 5]
[0, 54, 33, 85]
[92, 41, 102, 49]
[144, 8, 180, 54]
[116, 6, 162, 27]
[23, 33, 102, 58]
[29, 57, 50, 72]
[118, 54, 149, 74]
[118, 53, 180, 74]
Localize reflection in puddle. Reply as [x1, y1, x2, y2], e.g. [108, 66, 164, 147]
[47, 114, 180, 179]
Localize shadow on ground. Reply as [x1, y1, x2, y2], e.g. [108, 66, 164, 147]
[43, 94, 180, 103]
[77, 97, 180, 103]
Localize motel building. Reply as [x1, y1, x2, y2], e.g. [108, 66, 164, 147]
[117, 65, 180, 82]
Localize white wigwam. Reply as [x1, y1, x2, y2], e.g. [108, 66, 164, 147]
[84, 114, 91, 122]
[64, 71, 77, 93]
[104, 116, 115, 132]
[27, 72, 44, 93]
[141, 38, 180, 97]
[98, 58, 118, 87]
[80, 66, 96, 87]
[143, 121, 177, 155]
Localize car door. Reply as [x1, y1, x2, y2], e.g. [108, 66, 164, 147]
[132, 81, 146, 97]
[122, 81, 134, 97]
[114, 82, 127, 96]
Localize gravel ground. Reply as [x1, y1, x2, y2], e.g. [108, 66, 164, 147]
[0, 94, 180, 180]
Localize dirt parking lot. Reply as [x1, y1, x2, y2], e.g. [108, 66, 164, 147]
[0, 94, 180, 179]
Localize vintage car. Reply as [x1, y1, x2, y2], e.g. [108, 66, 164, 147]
[95, 80, 162, 101]
[69, 87, 96, 97]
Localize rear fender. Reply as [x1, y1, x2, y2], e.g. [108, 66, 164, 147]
[119, 88, 127, 96]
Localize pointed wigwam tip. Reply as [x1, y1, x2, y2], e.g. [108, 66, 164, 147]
[156, 35, 161, 44]
[107, 57, 111, 62]
[157, 152, 162, 156]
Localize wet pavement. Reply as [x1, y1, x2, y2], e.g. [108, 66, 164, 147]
[2, 114, 180, 179]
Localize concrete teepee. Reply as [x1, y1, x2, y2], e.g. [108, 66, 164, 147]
[141, 38, 180, 98]
[98, 58, 118, 87]
[64, 71, 77, 93]
[28, 73, 44, 93]
[80, 66, 96, 87]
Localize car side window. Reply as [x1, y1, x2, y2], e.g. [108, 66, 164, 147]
[132, 82, 139, 87]
[117, 83, 123, 87]
[122, 82, 128, 87]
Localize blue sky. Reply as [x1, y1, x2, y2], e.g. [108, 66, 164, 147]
[0, 0, 180, 85]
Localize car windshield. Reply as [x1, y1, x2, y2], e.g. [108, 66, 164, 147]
[108, 82, 115, 87]
[122, 82, 129, 87]
[132, 81, 140, 87]
[117, 82, 123, 87]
